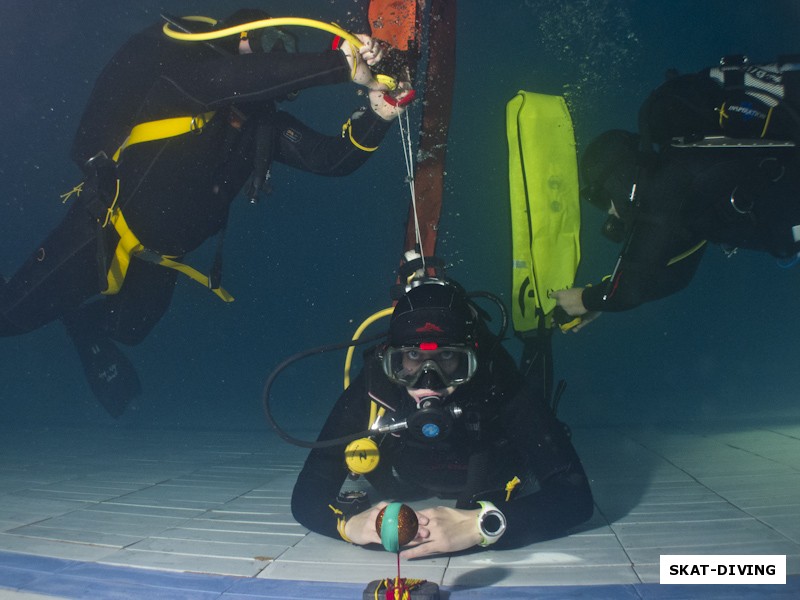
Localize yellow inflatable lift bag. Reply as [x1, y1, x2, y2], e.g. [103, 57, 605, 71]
[506, 91, 580, 333]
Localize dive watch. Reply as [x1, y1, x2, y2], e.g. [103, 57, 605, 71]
[476, 501, 507, 547]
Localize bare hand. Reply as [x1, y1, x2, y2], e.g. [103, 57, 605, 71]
[399, 506, 481, 560]
[550, 288, 604, 333]
[340, 34, 387, 90]
[549, 288, 587, 317]
[343, 501, 387, 546]
[355, 34, 383, 66]
[369, 83, 414, 121]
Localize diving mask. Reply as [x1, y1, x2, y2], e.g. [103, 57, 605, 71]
[259, 27, 298, 53]
[241, 26, 298, 53]
[382, 342, 477, 389]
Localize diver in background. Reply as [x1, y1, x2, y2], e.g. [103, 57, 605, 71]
[291, 278, 593, 558]
[551, 56, 800, 329]
[0, 8, 412, 417]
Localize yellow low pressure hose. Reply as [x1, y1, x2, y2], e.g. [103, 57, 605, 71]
[344, 307, 393, 389]
[162, 16, 397, 88]
[162, 16, 362, 49]
[344, 307, 393, 427]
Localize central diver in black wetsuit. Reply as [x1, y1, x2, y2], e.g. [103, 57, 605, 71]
[0, 8, 413, 416]
[290, 277, 593, 558]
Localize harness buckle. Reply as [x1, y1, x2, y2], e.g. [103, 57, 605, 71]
[190, 113, 207, 133]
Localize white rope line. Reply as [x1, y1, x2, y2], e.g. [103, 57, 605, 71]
[397, 107, 425, 270]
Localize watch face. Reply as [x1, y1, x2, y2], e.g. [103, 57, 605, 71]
[481, 512, 504, 535]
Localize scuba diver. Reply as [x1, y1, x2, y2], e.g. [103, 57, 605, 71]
[550, 55, 800, 329]
[289, 277, 593, 558]
[0, 8, 413, 417]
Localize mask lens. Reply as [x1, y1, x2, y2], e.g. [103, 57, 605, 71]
[383, 346, 476, 388]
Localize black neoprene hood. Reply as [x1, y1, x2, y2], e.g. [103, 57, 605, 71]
[388, 280, 475, 347]
[580, 129, 639, 213]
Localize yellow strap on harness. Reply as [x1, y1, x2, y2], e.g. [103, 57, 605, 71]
[103, 209, 234, 302]
[104, 208, 142, 295]
[84, 109, 234, 301]
[136, 251, 234, 302]
[112, 112, 215, 161]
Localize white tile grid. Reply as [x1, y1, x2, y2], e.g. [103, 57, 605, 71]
[0, 423, 797, 588]
[597, 424, 800, 584]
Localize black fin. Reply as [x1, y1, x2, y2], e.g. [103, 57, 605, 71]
[62, 309, 141, 418]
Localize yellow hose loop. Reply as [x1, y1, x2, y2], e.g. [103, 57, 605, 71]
[162, 17, 362, 49]
[179, 15, 218, 26]
[162, 16, 398, 89]
[344, 307, 394, 390]
[344, 306, 393, 431]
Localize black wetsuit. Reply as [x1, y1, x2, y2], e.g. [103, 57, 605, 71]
[0, 17, 393, 342]
[583, 145, 800, 312]
[291, 331, 594, 549]
[583, 64, 800, 313]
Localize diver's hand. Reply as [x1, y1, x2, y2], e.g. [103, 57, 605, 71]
[399, 506, 482, 559]
[340, 34, 387, 90]
[355, 34, 383, 66]
[343, 501, 387, 546]
[549, 288, 588, 317]
[550, 288, 603, 333]
[369, 83, 415, 121]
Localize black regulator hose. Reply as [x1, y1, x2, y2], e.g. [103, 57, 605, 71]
[467, 290, 509, 340]
[265, 289, 509, 449]
[262, 331, 386, 449]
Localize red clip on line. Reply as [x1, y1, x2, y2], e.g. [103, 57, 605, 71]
[384, 88, 416, 107]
